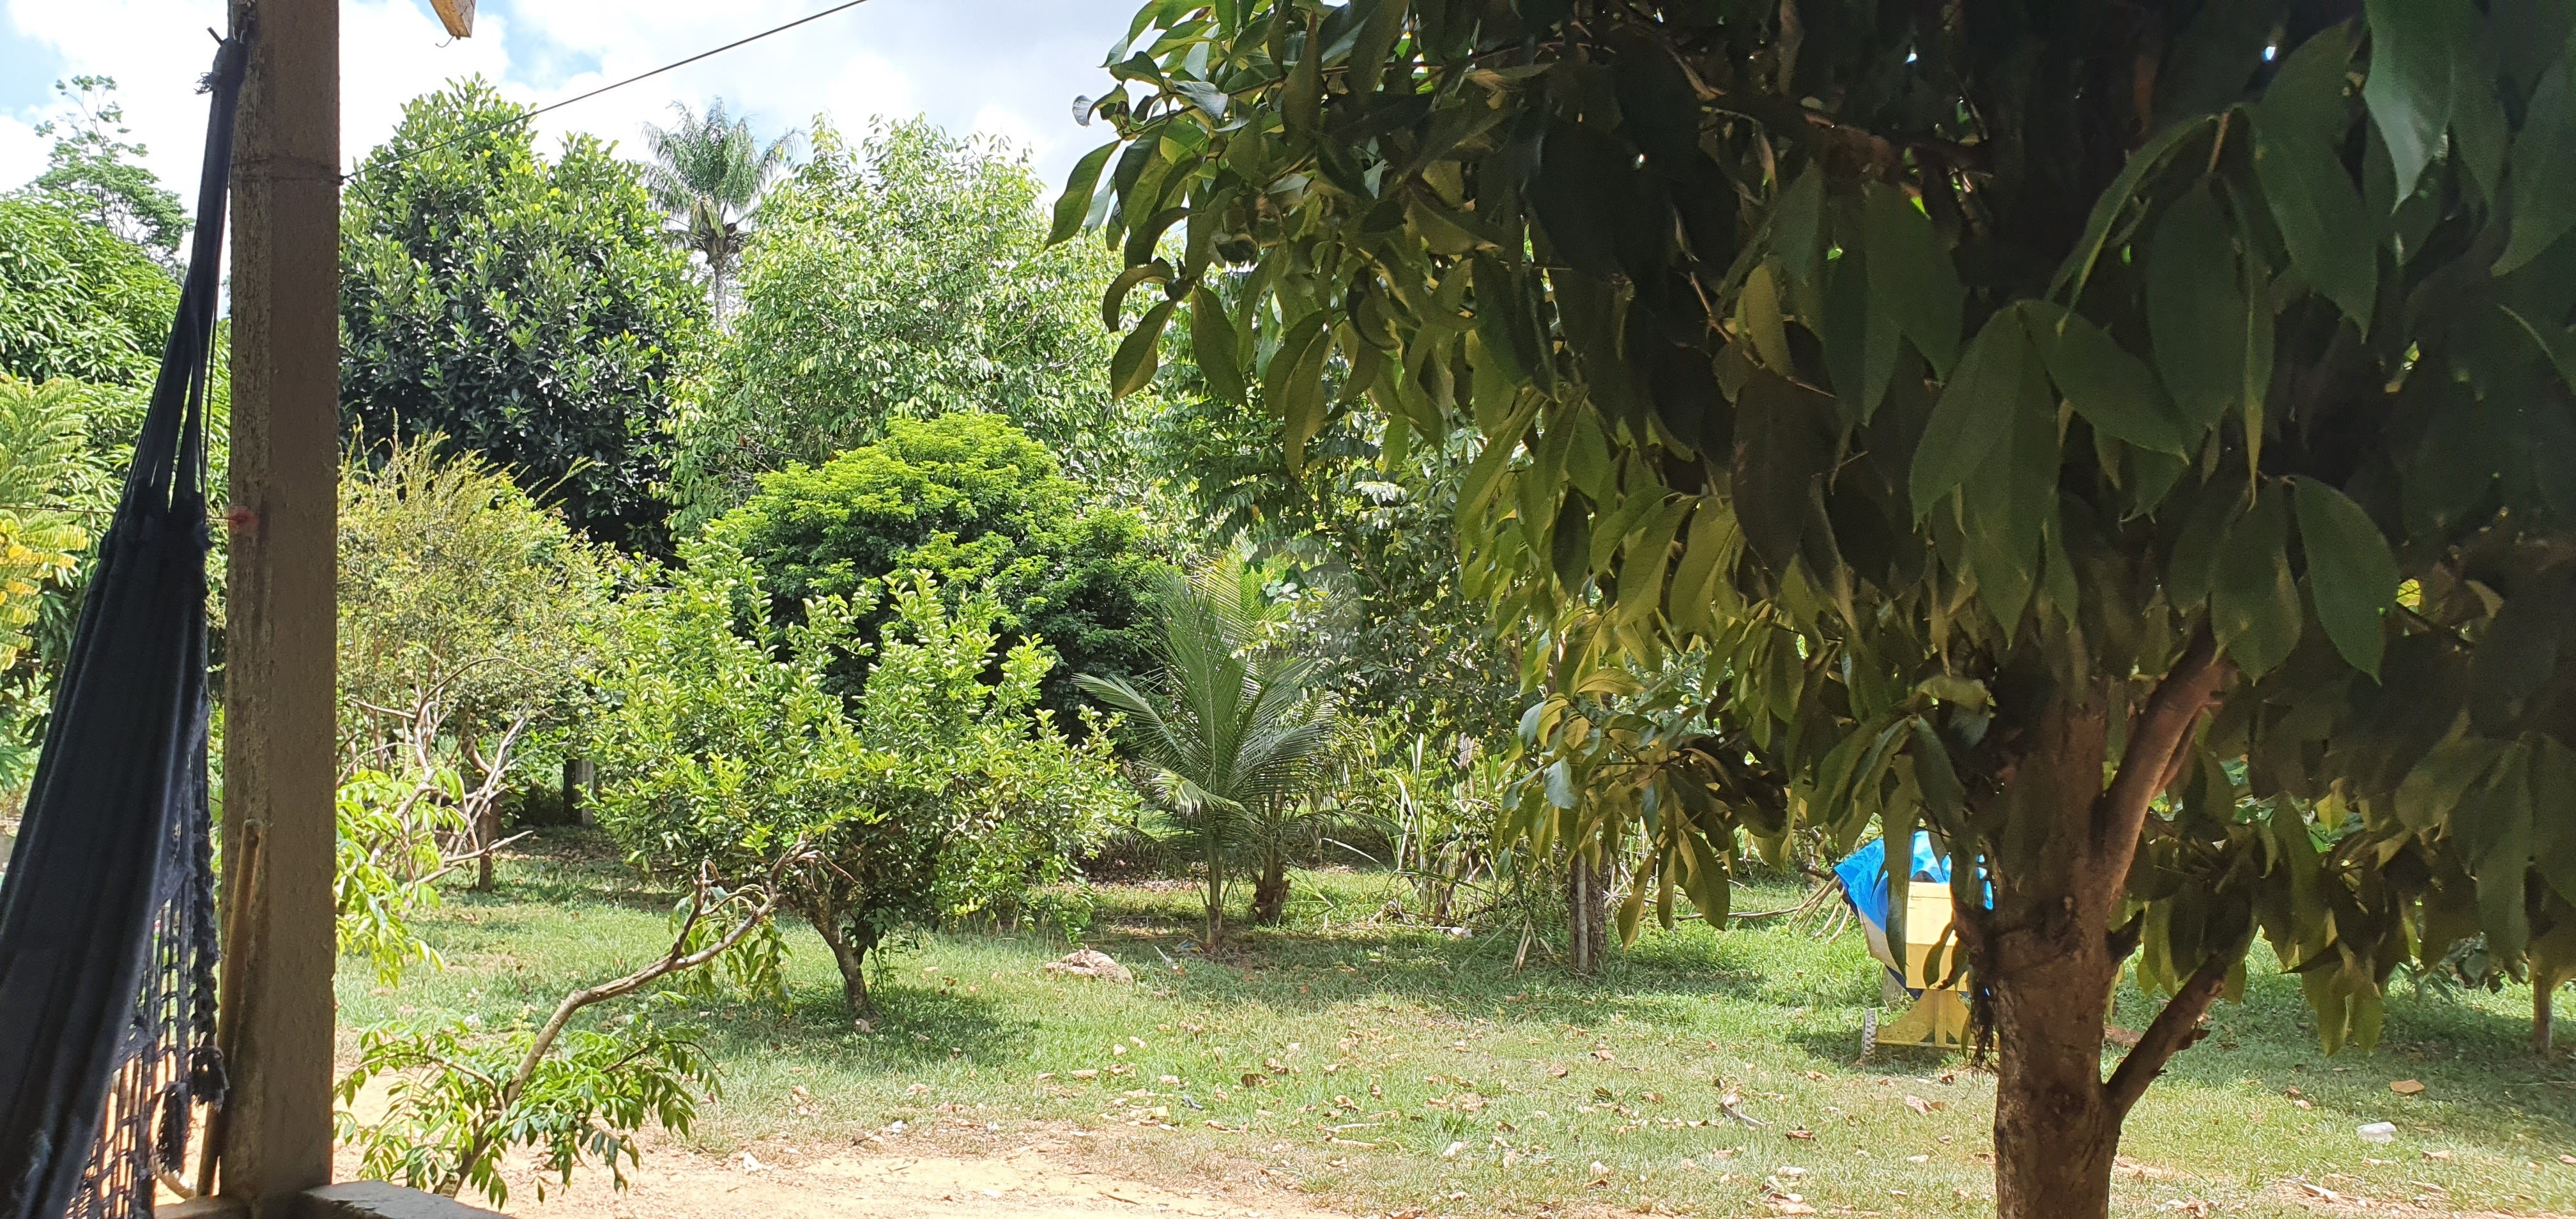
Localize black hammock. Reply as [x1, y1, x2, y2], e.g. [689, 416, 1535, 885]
[0, 33, 246, 1219]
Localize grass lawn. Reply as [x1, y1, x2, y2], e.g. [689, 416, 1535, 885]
[340, 829, 2576, 1216]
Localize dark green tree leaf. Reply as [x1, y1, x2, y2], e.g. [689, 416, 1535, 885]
[1112, 298, 1177, 398]
[2023, 301, 2190, 456]
[2500, 52, 2576, 273]
[2363, 0, 2462, 199]
[2212, 482, 2303, 677]
[2252, 26, 2380, 328]
[2147, 186, 2248, 434]
[1910, 309, 2035, 516]
[1051, 139, 1120, 245]
[2290, 477, 2398, 678]
[1734, 369, 1832, 574]
[1265, 312, 1333, 475]
[1864, 183, 1964, 379]
[1189, 286, 1245, 404]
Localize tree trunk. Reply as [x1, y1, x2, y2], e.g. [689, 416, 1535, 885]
[1567, 853, 1609, 975]
[1982, 694, 2122, 1216]
[1972, 640, 2228, 1219]
[802, 893, 875, 1019]
[473, 804, 499, 891]
[2540, 982, 2556, 1059]
[1204, 846, 1227, 947]
[1252, 854, 1290, 924]
[710, 250, 730, 330]
[562, 757, 595, 826]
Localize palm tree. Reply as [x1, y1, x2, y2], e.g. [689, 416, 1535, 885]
[640, 99, 795, 326]
[1077, 560, 1338, 946]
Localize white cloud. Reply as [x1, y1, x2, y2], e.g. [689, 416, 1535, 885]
[0, 112, 42, 189]
[341, 0, 517, 168]
[5, 0, 1142, 208]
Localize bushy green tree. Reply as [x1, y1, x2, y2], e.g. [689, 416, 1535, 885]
[341, 79, 709, 553]
[706, 411, 1164, 721]
[339, 438, 620, 889]
[0, 199, 176, 386]
[671, 118, 1139, 526]
[595, 547, 1131, 1018]
[1073, 2, 2576, 1212]
[22, 76, 188, 262]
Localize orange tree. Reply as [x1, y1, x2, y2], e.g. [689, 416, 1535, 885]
[1059, 1, 2576, 1214]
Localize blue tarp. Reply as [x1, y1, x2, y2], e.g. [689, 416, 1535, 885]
[1832, 831, 1951, 942]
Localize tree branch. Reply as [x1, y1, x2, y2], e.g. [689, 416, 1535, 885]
[504, 845, 809, 1105]
[2104, 947, 2232, 1119]
[2089, 630, 2224, 898]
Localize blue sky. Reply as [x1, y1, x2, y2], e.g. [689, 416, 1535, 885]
[0, 0, 1142, 210]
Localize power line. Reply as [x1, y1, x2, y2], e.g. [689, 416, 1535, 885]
[344, 0, 874, 185]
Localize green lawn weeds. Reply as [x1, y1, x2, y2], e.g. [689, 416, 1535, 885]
[339, 830, 2576, 1216]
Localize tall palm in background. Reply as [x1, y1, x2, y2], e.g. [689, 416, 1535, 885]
[640, 99, 795, 326]
[1078, 560, 1338, 946]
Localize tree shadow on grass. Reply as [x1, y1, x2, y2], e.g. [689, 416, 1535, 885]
[689, 975, 1025, 1075]
[1068, 912, 1876, 1041]
[447, 825, 684, 915]
[2133, 963, 2576, 1146]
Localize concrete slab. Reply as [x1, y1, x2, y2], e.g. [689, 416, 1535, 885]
[301, 1182, 503, 1219]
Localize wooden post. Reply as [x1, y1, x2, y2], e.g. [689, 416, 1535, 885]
[219, 0, 339, 1212]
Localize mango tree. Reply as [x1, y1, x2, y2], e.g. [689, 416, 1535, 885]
[1061, 1, 2576, 1213]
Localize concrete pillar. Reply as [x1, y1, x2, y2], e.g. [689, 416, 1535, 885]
[218, 0, 339, 1213]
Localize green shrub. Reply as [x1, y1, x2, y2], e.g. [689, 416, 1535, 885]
[706, 411, 1165, 722]
[593, 540, 1134, 1017]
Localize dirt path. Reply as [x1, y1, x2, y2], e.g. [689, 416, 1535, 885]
[351, 1132, 1351, 1219]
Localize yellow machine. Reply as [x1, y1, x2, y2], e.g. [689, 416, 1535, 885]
[1860, 884, 1974, 1055]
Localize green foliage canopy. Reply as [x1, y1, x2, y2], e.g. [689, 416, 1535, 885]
[706, 411, 1165, 721]
[671, 118, 1140, 526]
[341, 79, 709, 553]
[1070, 1, 2576, 1212]
[22, 76, 190, 261]
[0, 199, 176, 386]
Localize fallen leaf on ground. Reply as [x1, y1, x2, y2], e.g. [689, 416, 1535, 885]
[1786, 1129, 1815, 1140]
[1904, 1095, 1933, 1116]
[2390, 1079, 2426, 1096]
